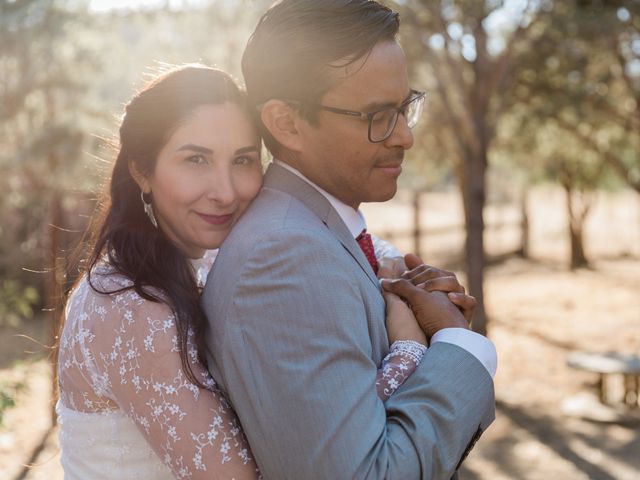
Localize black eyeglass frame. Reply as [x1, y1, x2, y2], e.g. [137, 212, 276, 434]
[317, 89, 426, 143]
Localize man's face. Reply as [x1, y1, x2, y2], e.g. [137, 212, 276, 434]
[295, 40, 414, 209]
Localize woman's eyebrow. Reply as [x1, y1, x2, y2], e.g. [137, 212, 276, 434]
[235, 145, 260, 155]
[177, 144, 213, 154]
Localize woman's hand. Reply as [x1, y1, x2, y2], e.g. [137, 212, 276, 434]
[383, 290, 428, 346]
[378, 256, 427, 345]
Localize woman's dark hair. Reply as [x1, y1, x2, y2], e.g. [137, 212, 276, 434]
[77, 65, 249, 388]
[242, 0, 400, 154]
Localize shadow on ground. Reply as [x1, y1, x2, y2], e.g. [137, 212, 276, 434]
[461, 400, 640, 480]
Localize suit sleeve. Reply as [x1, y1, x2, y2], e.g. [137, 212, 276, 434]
[205, 229, 495, 480]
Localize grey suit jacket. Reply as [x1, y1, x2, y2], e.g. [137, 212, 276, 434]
[202, 163, 495, 479]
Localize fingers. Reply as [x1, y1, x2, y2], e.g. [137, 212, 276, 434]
[420, 276, 465, 294]
[402, 264, 456, 284]
[382, 273, 474, 323]
[381, 278, 429, 305]
[404, 253, 424, 270]
[448, 292, 476, 322]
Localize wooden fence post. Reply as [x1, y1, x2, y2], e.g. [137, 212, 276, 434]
[413, 191, 421, 259]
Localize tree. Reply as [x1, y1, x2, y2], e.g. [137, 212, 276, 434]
[506, 0, 635, 268]
[572, 1, 640, 193]
[392, 0, 542, 335]
[0, 0, 101, 324]
[0, 1, 265, 325]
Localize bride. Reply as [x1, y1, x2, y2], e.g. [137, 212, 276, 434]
[56, 65, 472, 479]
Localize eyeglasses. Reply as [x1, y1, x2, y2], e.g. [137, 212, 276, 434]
[318, 90, 426, 143]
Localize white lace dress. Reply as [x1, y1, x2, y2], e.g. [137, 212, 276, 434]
[57, 245, 425, 479]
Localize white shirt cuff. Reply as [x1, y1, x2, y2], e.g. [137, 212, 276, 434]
[430, 328, 497, 378]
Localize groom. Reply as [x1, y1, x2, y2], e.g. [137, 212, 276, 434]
[202, 1, 497, 478]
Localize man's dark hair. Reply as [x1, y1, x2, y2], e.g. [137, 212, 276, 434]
[242, 0, 400, 153]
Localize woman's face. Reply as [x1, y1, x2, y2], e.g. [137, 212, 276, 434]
[139, 102, 263, 258]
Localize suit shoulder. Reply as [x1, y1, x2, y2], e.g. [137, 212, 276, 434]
[226, 187, 330, 242]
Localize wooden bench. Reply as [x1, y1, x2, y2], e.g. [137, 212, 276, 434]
[567, 352, 640, 408]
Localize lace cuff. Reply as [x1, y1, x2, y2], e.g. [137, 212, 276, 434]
[375, 340, 427, 402]
[384, 340, 427, 364]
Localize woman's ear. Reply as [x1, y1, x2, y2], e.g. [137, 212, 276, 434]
[128, 160, 150, 193]
[260, 100, 303, 152]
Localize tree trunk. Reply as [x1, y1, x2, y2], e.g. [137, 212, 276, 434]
[564, 184, 590, 270]
[462, 151, 488, 335]
[569, 224, 588, 270]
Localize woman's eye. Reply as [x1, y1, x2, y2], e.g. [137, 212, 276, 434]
[187, 154, 208, 165]
[234, 155, 256, 166]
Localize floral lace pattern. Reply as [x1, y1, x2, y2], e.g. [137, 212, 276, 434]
[376, 341, 427, 400]
[58, 251, 260, 479]
[57, 242, 423, 478]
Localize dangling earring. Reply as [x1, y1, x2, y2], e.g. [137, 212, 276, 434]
[140, 191, 158, 228]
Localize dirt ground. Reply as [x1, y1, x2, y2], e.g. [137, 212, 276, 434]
[1, 187, 639, 479]
[461, 256, 640, 480]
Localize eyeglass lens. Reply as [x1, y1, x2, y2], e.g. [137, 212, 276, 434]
[369, 94, 425, 142]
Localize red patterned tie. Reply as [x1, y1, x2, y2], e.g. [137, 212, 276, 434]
[356, 230, 378, 274]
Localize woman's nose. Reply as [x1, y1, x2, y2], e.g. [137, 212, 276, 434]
[206, 168, 236, 206]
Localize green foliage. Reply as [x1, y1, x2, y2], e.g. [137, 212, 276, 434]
[0, 0, 262, 311]
[1, 0, 638, 307]
[0, 389, 15, 428]
[0, 378, 27, 428]
[0, 0, 102, 308]
[501, 0, 640, 192]
[391, 0, 639, 196]
[0, 280, 39, 327]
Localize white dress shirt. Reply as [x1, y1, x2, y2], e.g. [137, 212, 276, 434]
[273, 160, 497, 378]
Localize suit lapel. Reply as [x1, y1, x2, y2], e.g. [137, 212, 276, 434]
[263, 163, 380, 288]
[325, 208, 380, 287]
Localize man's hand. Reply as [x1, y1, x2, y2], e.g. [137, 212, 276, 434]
[381, 277, 469, 338]
[400, 253, 476, 323]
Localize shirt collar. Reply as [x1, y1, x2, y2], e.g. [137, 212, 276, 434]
[273, 160, 366, 237]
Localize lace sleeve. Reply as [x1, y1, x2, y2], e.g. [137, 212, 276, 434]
[368, 236, 424, 401]
[375, 340, 427, 402]
[88, 284, 260, 479]
[371, 234, 403, 260]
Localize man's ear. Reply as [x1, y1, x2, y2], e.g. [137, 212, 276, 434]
[128, 160, 150, 194]
[260, 100, 304, 152]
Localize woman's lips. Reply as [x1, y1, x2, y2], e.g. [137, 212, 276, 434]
[197, 213, 234, 226]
